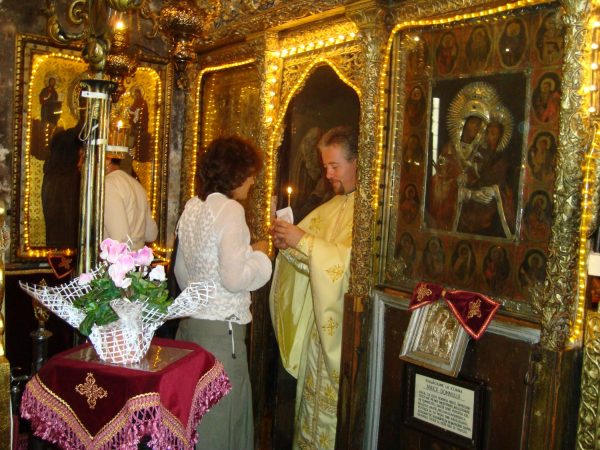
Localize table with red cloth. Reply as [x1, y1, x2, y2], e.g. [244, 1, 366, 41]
[19, 338, 231, 450]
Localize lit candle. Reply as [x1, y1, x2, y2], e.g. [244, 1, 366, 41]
[287, 186, 293, 208]
[117, 120, 123, 145]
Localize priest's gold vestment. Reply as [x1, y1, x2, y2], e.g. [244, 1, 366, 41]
[270, 192, 355, 450]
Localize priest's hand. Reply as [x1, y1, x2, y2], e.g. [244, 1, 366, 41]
[270, 218, 305, 250]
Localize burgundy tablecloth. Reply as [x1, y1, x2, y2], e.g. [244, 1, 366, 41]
[20, 338, 231, 449]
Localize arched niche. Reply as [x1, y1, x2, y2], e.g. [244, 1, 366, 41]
[274, 64, 360, 223]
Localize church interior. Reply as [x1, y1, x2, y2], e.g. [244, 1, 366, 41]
[1, 0, 600, 449]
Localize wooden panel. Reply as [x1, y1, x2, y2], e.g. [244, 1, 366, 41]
[378, 305, 536, 450]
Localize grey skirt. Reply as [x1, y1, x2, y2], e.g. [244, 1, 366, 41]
[177, 318, 253, 450]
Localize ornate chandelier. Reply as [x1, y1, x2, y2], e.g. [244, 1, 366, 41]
[44, 0, 221, 91]
[149, 0, 221, 90]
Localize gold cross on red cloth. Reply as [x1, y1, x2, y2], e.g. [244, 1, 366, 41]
[467, 299, 482, 319]
[75, 372, 108, 409]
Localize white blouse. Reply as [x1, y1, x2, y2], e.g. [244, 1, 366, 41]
[174, 193, 272, 324]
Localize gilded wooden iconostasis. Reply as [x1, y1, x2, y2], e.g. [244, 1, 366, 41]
[381, 4, 565, 322]
[1, 0, 598, 447]
[370, 0, 599, 448]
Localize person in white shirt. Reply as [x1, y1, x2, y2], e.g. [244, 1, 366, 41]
[174, 136, 272, 450]
[104, 157, 158, 250]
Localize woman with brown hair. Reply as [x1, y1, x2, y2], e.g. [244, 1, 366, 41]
[174, 136, 272, 449]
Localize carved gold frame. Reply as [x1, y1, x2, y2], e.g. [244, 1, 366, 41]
[379, 1, 599, 447]
[11, 34, 173, 260]
[379, 4, 565, 323]
[377, 0, 592, 345]
[263, 19, 363, 247]
[183, 58, 259, 204]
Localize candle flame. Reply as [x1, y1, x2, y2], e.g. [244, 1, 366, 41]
[287, 186, 293, 195]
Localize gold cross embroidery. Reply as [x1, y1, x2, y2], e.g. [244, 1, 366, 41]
[325, 264, 344, 282]
[467, 299, 482, 320]
[75, 372, 107, 409]
[416, 284, 432, 302]
[322, 317, 339, 337]
[308, 216, 322, 233]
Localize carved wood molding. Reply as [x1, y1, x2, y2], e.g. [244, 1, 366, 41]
[576, 311, 600, 449]
[531, 0, 591, 351]
[0, 201, 9, 446]
[199, 0, 352, 49]
[346, 2, 390, 299]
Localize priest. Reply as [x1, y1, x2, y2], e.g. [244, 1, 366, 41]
[270, 126, 357, 450]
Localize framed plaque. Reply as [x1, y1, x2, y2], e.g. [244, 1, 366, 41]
[404, 364, 486, 449]
[399, 301, 470, 376]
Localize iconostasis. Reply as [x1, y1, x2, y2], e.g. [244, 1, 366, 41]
[380, 4, 564, 322]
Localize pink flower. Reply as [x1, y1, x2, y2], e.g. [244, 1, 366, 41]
[148, 265, 166, 282]
[133, 246, 154, 267]
[108, 253, 135, 288]
[100, 239, 129, 264]
[112, 276, 132, 289]
[78, 272, 94, 286]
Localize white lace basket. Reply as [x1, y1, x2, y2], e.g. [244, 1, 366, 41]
[20, 270, 216, 365]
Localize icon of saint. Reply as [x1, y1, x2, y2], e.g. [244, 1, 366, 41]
[451, 240, 476, 283]
[536, 12, 564, 64]
[499, 18, 527, 66]
[532, 73, 561, 123]
[436, 32, 458, 75]
[523, 191, 552, 241]
[423, 237, 445, 279]
[128, 87, 151, 162]
[40, 77, 61, 125]
[426, 82, 516, 238]
[466, 26, 491, 71]
[518, 250, 547, 292]
[405, 86, 427, 127]
[527, 132, 556, 181]
[483, 245, 510, 293]
[399, 184, 419, 224]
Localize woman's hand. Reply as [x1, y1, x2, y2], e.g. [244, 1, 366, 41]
[252, 240, 270, 256]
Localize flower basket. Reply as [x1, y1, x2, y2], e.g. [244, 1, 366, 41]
[19, 239, 216, 365]
[91, 317, 145, 365]
[20, 274, 215, 365]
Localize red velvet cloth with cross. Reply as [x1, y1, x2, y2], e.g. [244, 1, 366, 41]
[409, 282, 501, 339]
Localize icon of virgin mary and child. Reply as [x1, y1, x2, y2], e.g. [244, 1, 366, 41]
[426, 82, 516, 239]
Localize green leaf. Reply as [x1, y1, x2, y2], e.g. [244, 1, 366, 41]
[79, 314, 95, 336]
